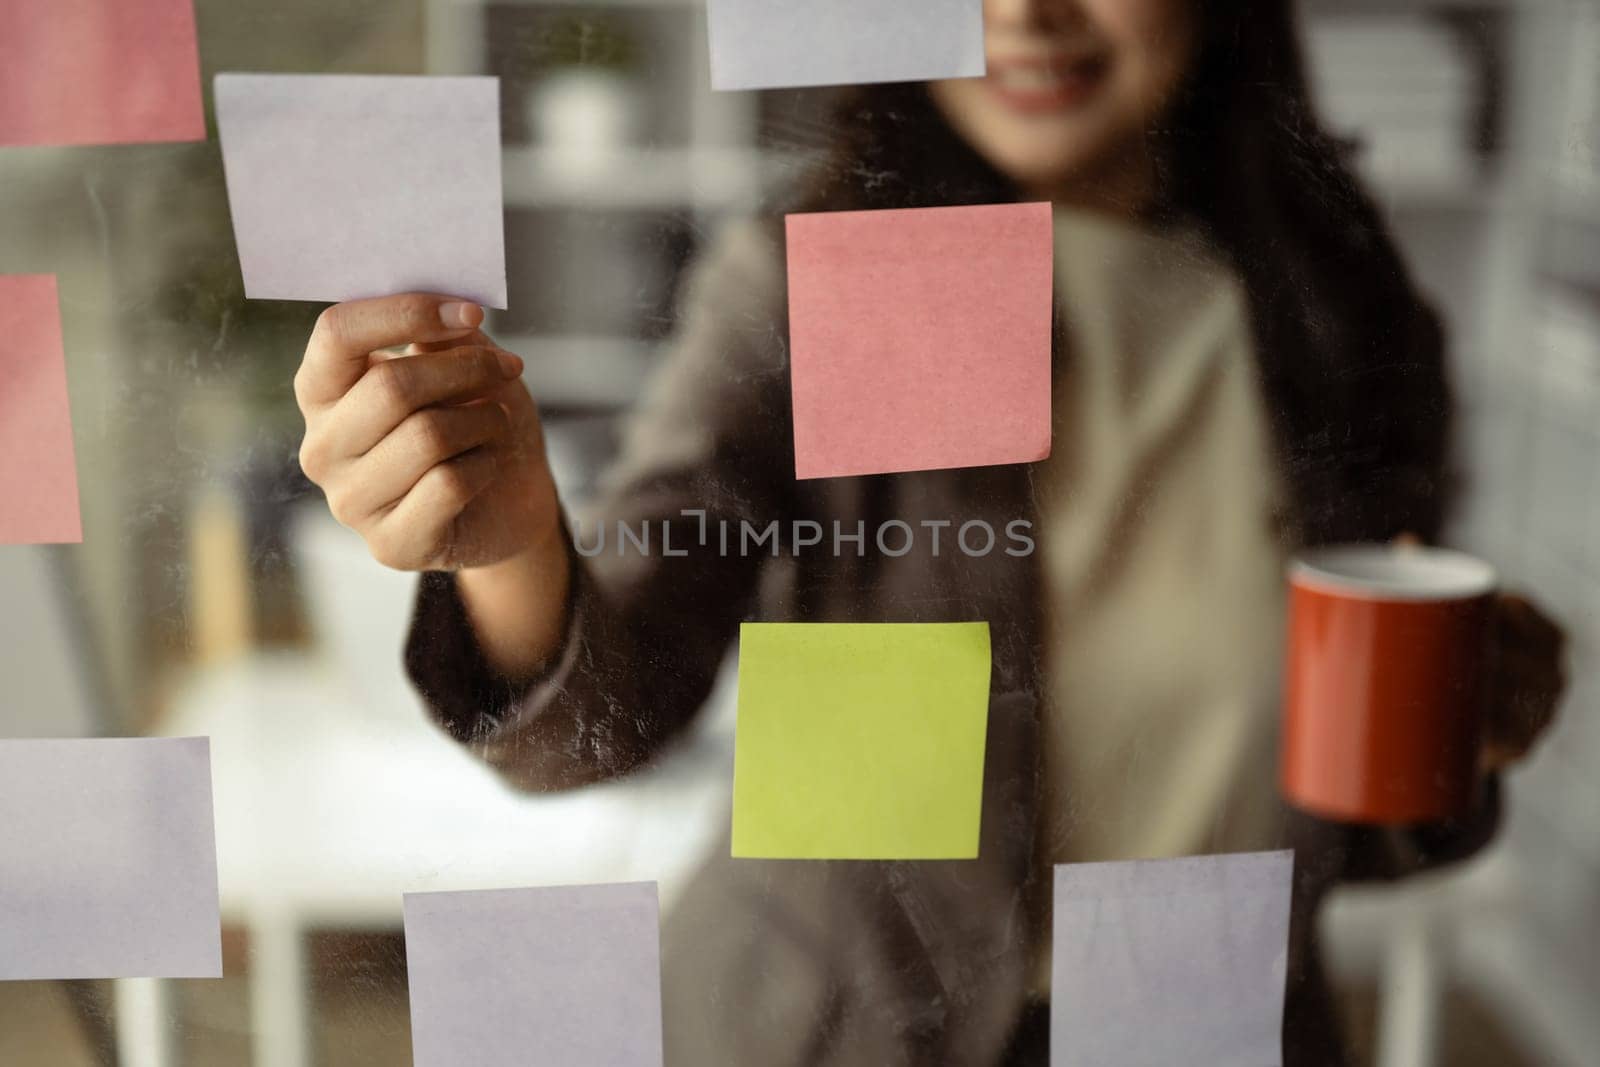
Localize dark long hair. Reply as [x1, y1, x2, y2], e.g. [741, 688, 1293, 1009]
[782, 0, 1456, 546]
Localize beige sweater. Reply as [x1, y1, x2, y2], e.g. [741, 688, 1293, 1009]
[1032, 209, 1293, 990]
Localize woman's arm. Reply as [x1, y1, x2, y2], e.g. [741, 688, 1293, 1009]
[403, 220, 793, 791]
[454, 523, 572, 680]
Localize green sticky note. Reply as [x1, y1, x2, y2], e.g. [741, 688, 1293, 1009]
[731, 622, 991, 860]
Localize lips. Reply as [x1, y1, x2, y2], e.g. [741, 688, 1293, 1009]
[983, 55, 1110, 114]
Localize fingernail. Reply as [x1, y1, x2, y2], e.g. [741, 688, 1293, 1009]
[439, 301, 482, 329]
[497, 351, 524, 378]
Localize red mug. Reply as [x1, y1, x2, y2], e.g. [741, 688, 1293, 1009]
[1280, 544, 1497, 824]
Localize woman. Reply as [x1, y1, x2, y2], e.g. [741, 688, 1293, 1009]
[292, 0, 1565, 1062]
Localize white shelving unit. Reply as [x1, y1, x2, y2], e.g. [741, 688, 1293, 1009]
[497, 332, 664, 408]
[499, 145, 808, 211]
[425, 0, 779, 412]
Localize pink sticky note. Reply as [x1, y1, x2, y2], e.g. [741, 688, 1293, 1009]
[0, 276, 83, 544]
[0, 0, 204, 147]
[786, 202, 1053, 480]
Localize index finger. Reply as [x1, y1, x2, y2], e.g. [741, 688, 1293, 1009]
[404, 329, 510, 357]
[295, 293, 485, 407]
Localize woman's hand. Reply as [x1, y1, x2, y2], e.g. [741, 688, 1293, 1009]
[1390, 535, 1567, 773]
[1483, 592, 1567, 771]
[294, 293, 562, 573]
[295, 294, 574, 678]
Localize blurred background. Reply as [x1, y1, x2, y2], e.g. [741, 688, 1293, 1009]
[0, 0, 1597, 1064]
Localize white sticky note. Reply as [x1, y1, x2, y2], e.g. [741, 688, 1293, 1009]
[216, 74, 507, 308]
[1051, 851, 1293, 1066]
[0, 737, 222, 980]
[404, 882, 664, 1067]
[707, 0, 985, 92]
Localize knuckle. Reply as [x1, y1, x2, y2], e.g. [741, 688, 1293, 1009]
[297, 433, 328, 481]
[325, 487, 357, 528]
[370, 360, 417, 414]
[488, 401, 512, 437]
[313, 305, 348, 349]
[408, 410, 453, 458]
[291, 365, 314, 408]
[365, 529, 408, 572]
[431, 463, 474, 509]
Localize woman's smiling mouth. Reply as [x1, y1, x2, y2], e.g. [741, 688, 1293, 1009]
[984, 54, 1112, 114]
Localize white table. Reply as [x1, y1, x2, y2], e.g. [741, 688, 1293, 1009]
[118, 651, 735, 1067]
[114, 652, 1600, 1067]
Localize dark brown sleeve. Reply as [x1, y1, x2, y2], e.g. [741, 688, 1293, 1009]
[404, 567, 544, 744]
[403, 220, 792, 792]
[404, 525, 754, 791]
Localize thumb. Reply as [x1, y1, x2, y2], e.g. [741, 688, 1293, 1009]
[296, 293, 484, 407]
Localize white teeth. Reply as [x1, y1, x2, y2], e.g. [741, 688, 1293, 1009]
[993, 67, 1068, 92]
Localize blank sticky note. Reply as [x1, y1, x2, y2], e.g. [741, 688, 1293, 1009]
[0, 275, 82, 545]
[732, 622, 991, 859]
[0, 0, 203, 146]
[404, 883, 663, 1067]
[216, 74, 507, 308]
[1050, 851, 1294, 1066]
[786, 202, 1053, 480]
[0, 738, 222, 980]
[708, 0, 985, 91]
